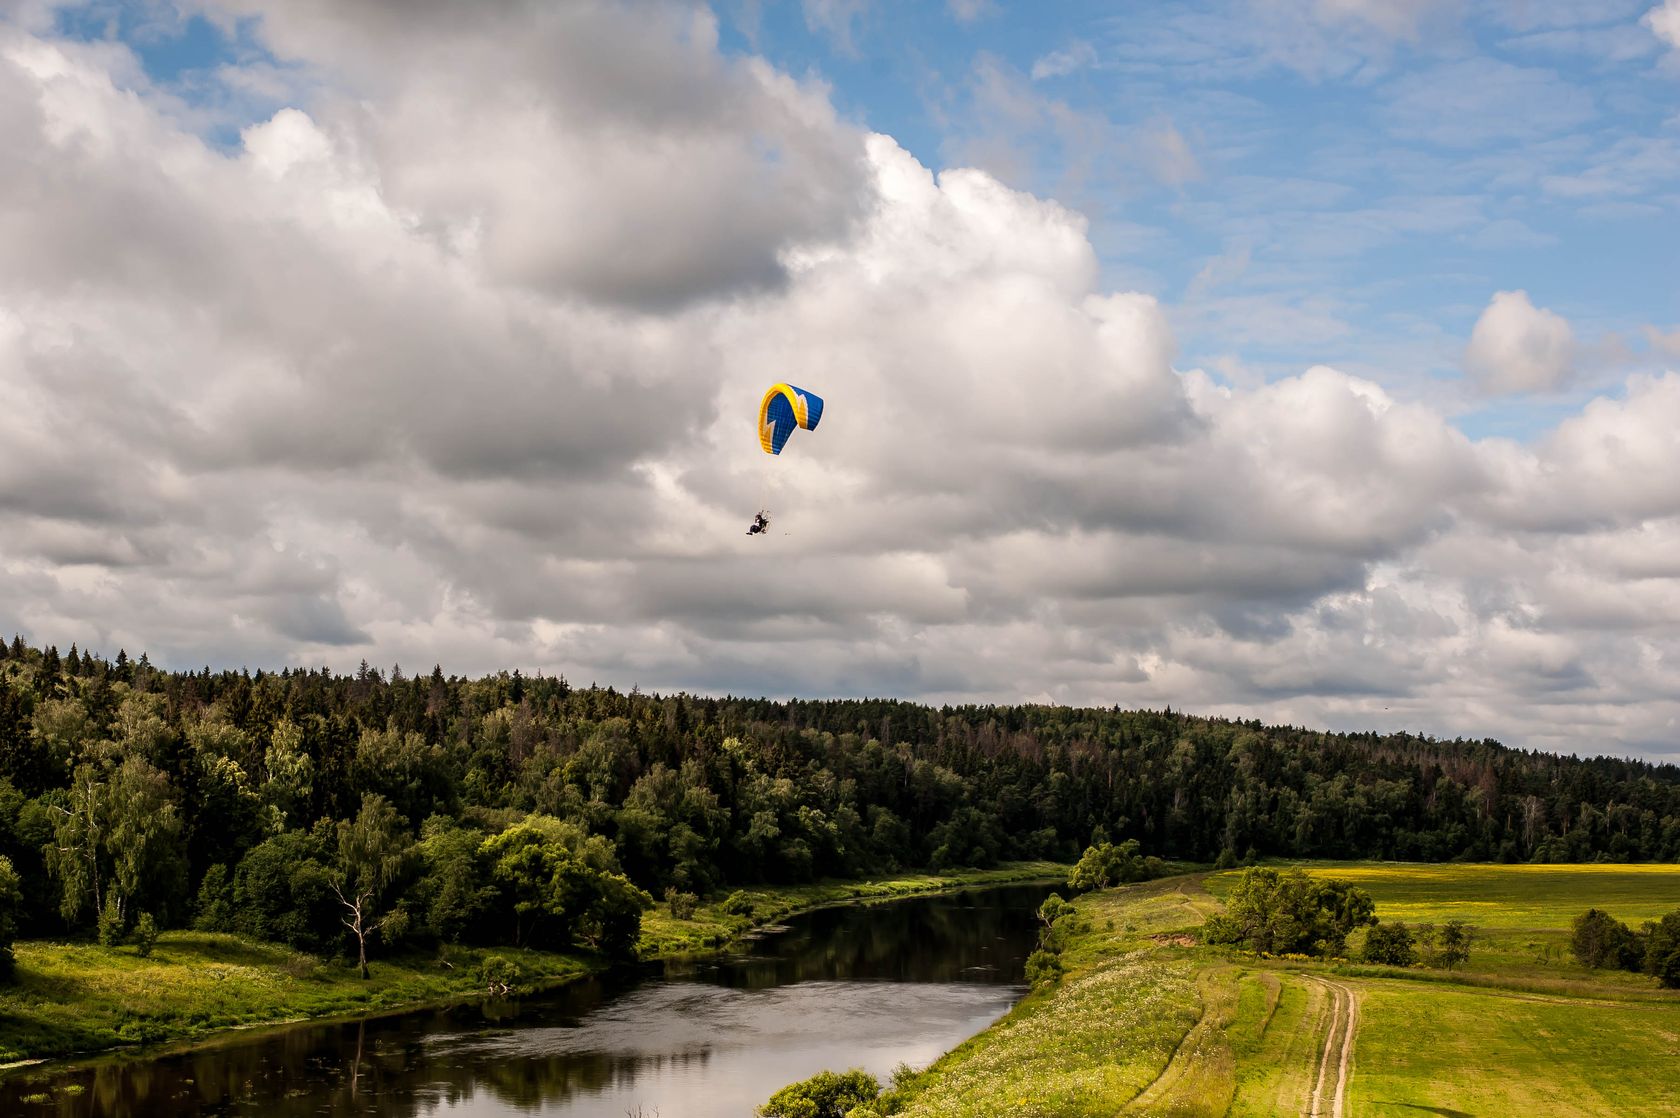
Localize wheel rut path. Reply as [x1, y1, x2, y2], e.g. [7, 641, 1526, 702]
[1307, 977, 1358, 1118]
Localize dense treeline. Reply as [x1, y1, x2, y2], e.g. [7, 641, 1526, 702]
[0, 636, 1677, 969]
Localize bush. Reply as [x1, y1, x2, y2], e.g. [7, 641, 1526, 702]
[1414, 921, 1474, 969]
[1067, 840, 1156, 891]
[480, 954, 524, 995]
[132, 912, 159, 958]
[666, 888, 699, 920]
[193, 864, 236, 932]
[97, 894, 127, 947]
[1645, 912, 1680, 988]
[758, 1069, 880, 1118]
[1361, 920, 1416, 966]
[1571, 908, 1639, 970]
[1024, 948, 1065, 987]
[720, 890, 757, 918]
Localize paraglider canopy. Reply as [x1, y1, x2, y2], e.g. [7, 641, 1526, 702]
[758, 383, 824, 455]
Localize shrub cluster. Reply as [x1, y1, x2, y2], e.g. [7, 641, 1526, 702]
[1202, 867, 1376, 958]
[1359, 919, 1473, 969]
[1570, 907, 1680, 987]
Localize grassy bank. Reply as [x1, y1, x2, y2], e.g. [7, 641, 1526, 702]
[0, 860, 1068, 1068]
[638, 861, 1070, 957]
[0, 934, 593, 1065]
[885, 863, 1680, 1118]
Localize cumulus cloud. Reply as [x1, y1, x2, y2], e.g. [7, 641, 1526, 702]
[1647, 1, 1680, 51]
[1464, 290, 1576, 395]
[4, 5, 1680, 760]
[199, 0, 873, 310]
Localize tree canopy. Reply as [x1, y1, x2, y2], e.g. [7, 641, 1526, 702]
[1202, 867, 1376, 957]
[0, 636, 1677, 972]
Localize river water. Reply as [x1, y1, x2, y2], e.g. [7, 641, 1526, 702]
[1, 883, 1053, 1117]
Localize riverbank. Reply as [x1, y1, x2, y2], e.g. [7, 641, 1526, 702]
[0, 935, 595, 1066]
[637, 861, 1071, 956]
[880, 863, 1680, 1118]
[0, 861, 1068, 1068]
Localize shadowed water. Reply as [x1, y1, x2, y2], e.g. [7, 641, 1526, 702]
[0, 884, 1053, 1117]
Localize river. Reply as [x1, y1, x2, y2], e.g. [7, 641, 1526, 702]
[0, 883, 1054, 1117]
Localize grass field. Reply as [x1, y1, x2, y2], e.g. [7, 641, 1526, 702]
[890, 863, 1680, 1118]
[0, 861, 1069, 1068]
[1205, 862, 1680, 929]
[0, 934, 593, 1065]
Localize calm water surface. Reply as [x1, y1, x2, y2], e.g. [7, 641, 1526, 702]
[1, 884, 1053, 1117]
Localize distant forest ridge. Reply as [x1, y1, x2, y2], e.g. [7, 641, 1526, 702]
[0, 635, 1677, 951]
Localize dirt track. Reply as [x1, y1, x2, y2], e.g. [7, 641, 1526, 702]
[1307, 977, 1359, 1118]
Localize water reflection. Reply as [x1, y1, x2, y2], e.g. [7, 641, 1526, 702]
[0, 885, 1051, 1117]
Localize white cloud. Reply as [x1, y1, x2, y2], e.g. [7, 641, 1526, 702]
[1031, 41, 1097, 81]
[1646, 1, 1680, 51]
[5, 8, 1680, 761]
[200, 0, 872, 310]
[1464, 290, 1576, 395]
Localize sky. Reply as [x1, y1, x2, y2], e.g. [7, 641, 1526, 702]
[1, 1, 1678, 760]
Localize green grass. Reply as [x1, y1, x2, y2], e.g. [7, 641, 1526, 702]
[638, 861, 1070, 957]
[0, 933, 592, 1064]
[894, 864, 1680, 1118]
[1352, 978, 1680, 1116]
[1205, 861, 1680, 930]
[889, 878, 1212, 1118]
[1209, 862, 1680, 995]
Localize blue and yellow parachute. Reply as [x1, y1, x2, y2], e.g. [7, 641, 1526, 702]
[758, 383, 825, 455]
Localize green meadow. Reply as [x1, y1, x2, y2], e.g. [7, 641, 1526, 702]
[0, 934, 593, 1065]
[890, 863, 1680, 1118]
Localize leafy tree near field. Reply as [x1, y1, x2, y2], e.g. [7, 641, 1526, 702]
[411, 817, 499, 945]
[194, 863, 236, 932]
[758, 1068, 880, 1118]
[1203, 867, 1376, 957]
[232, 829, 338, 952]
[1645, 911, 1680, 988]
[1415, 920, 1475, 969]
[45, 756, 185, 936]
[332, 793, 415, 978]
[132, 911, 159, 957]
[1571, 908, 1641, 970]
[481, 815, 651, 957]
[1361, 919, 1417, 966]
[1067, 839, 1164, 891]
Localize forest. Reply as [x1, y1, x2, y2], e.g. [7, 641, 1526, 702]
[0, 636, 1677, 971]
